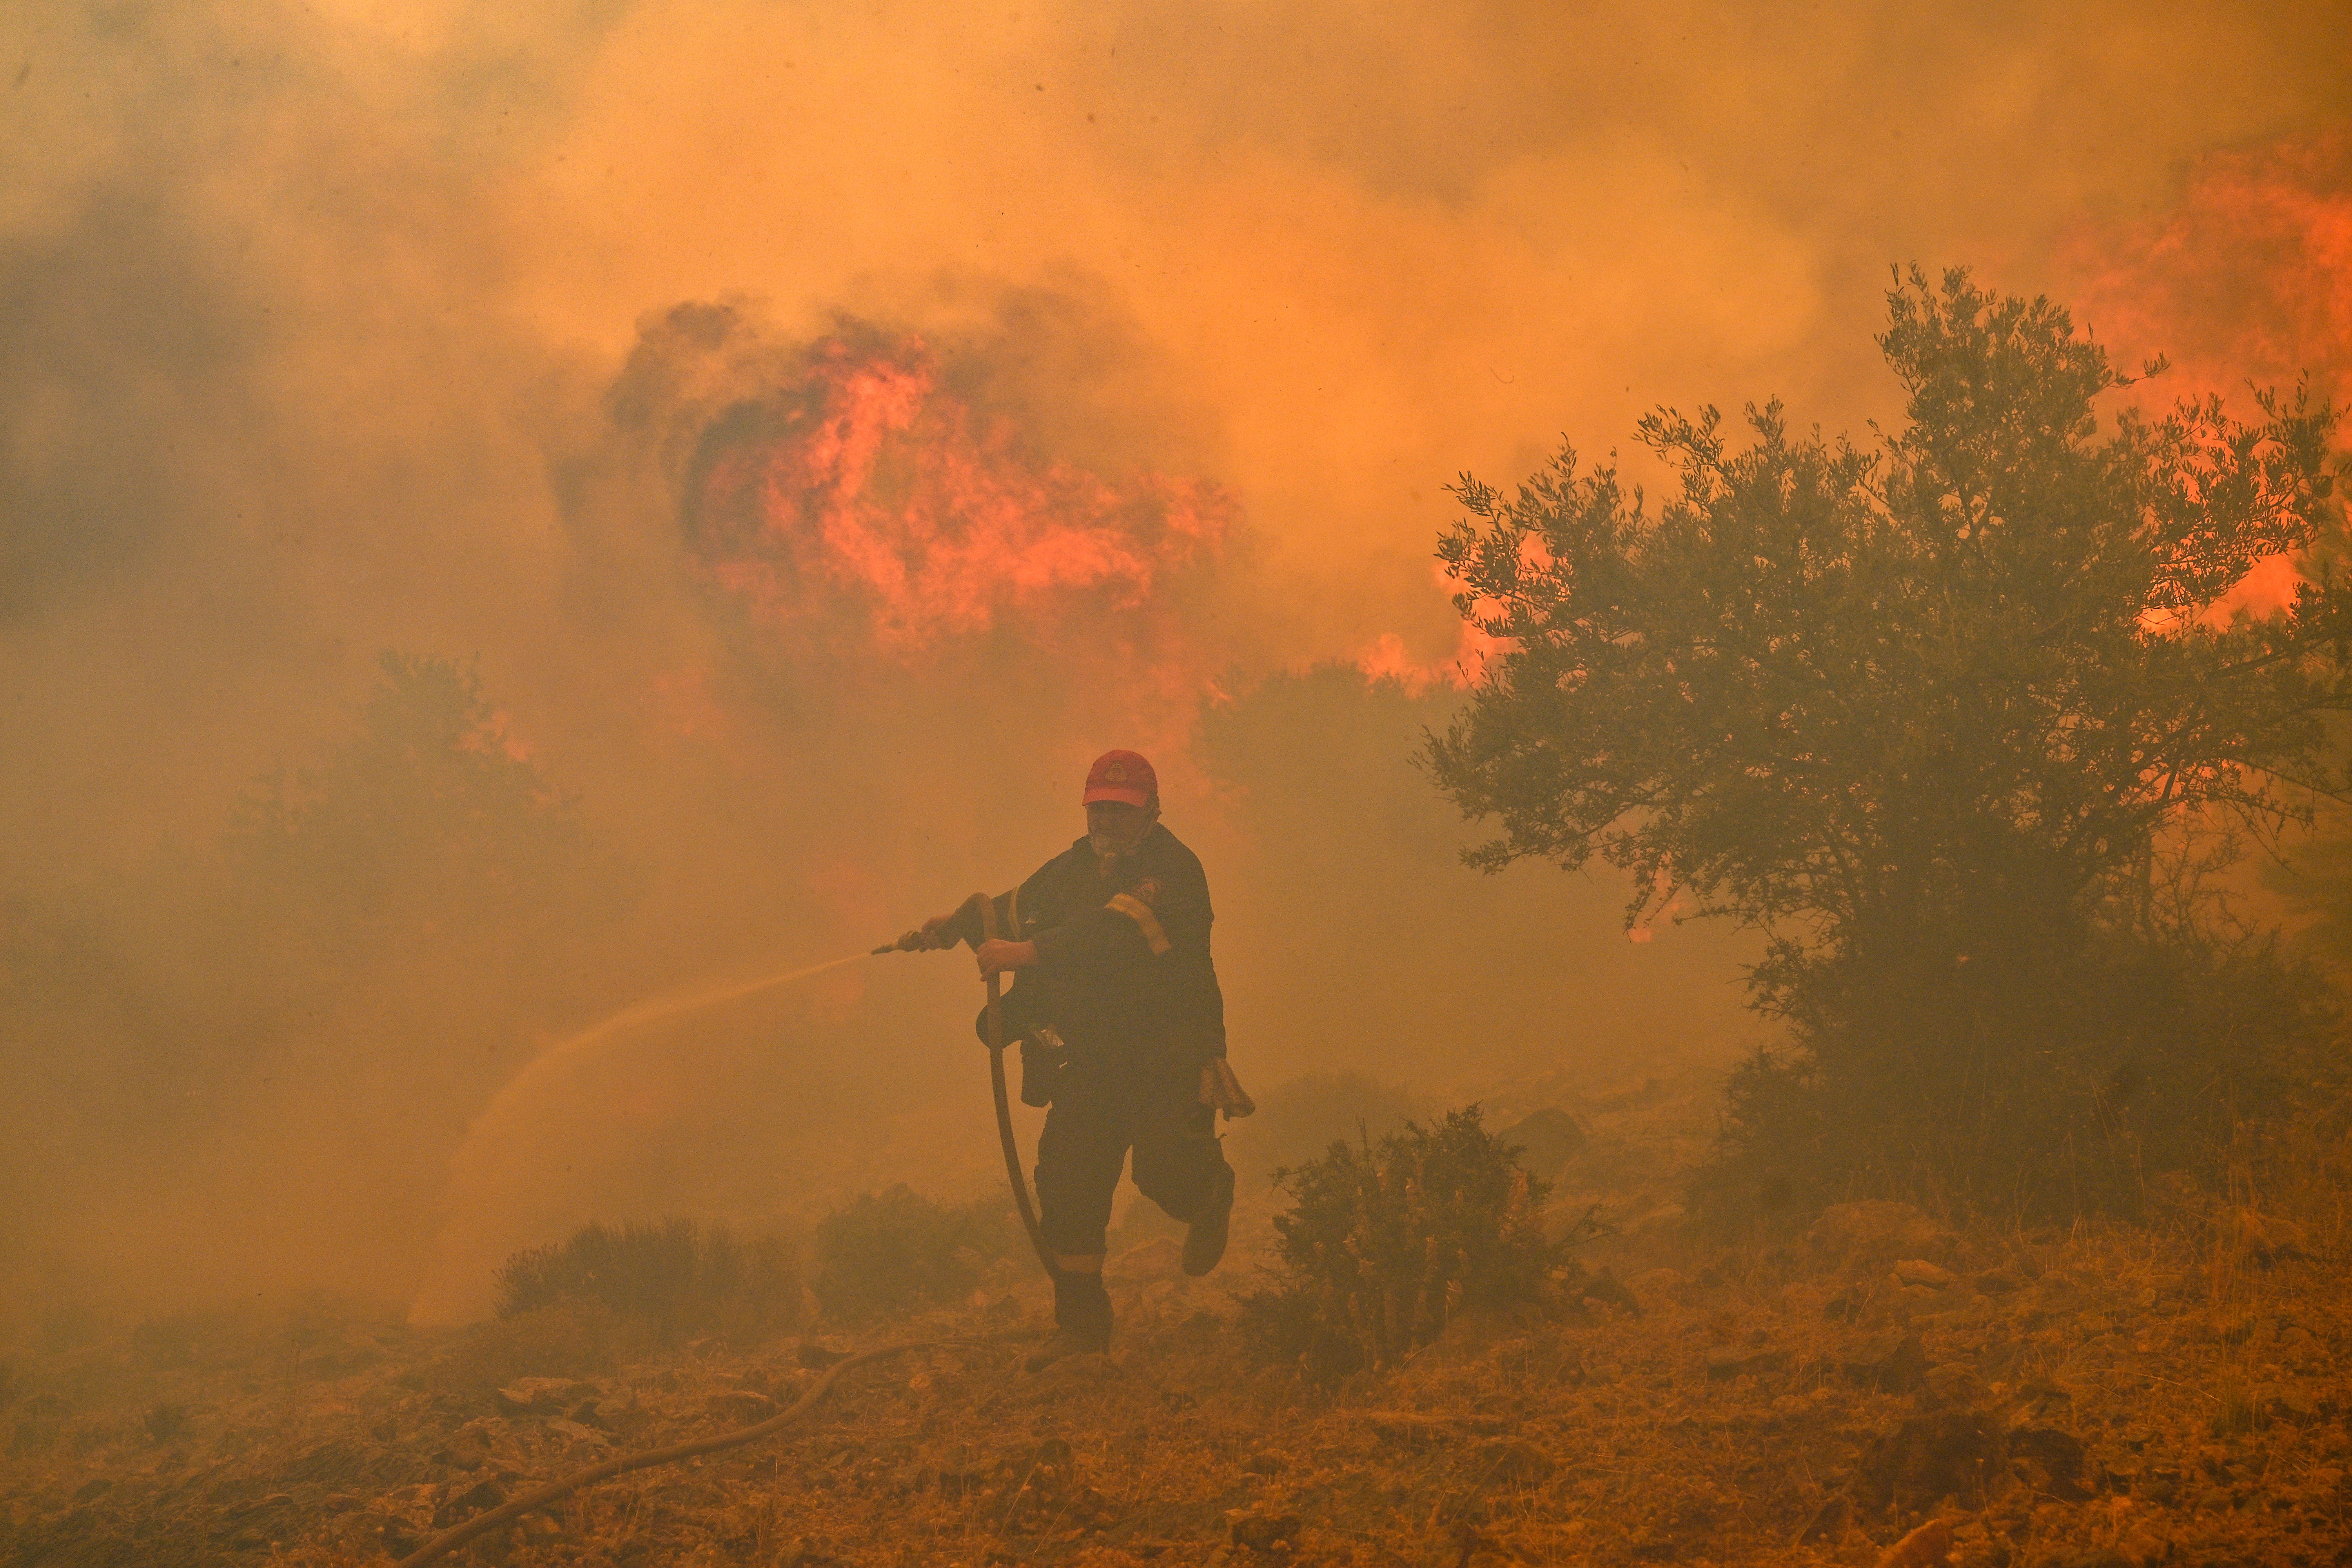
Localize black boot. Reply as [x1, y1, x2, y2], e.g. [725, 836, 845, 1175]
[1182, 1162, 1236, 1277]
[1024, 1270, 1112, 1372]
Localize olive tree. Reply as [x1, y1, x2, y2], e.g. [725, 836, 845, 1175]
[1429, 267, 2350, 1214]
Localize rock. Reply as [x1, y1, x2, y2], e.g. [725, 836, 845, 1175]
[1810, 1201, 1952, 1266]
[2272, 1388, 2328, 1426]
[1874, 1517, 1953, 1568]
[1974, 1267, 2025, 1293]
[1577, 1266, 1643, 1316]
[1227, 1511, 1301, 1552]
[1840, 1330, 1928, 1394]
[1824, 1284, 1870, 1321]
[2008, 1379, 2071, 1421]
[1924, 1363, 1988, 1406]
[1798, 1495, 1852, 1543]
[1892, 1259, 1958, 1290]
[1498, 1106, 1587, 1177]
[1706, 1347, 1791, 1381]
[494, 1377, 596, 1414]
[546, 1418, 608, 1445]
[1851, 1411, 2004, 1513]
[2006, 1425, 2090, 1499]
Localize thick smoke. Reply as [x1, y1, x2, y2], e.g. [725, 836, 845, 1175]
[2, 0, 2345, 1323]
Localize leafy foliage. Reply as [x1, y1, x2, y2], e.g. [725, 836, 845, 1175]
[1429, 267, 2352, 1214]
[494, 1218, 802, 1343]
[810, 1186, 1018, 1323]
[1241, 1108, 1569, 1374]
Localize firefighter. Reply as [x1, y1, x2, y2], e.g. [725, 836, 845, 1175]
[921, 750, 1244, 1370]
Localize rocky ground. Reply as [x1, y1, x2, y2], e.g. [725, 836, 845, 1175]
[5, 1076, 2349, 1567]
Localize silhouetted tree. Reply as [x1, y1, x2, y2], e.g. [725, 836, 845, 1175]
[1429, 267, 2351, 1214]
[227, 654, 619, 984]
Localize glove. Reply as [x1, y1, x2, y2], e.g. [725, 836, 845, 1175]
[1200, 1057, 1254, 1120]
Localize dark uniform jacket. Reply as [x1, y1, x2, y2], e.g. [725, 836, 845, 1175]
[969, 823, 1226, 1076]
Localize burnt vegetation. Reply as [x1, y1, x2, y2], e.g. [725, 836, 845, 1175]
[1432, 265, 2352, 1220]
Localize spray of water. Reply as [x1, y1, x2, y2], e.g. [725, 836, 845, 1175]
[506, 952, 872, 1099]
[407, 951, 874, 1322]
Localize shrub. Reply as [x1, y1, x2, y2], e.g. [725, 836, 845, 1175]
[1241, 1107, 1574, 1375]
[811, 1186, 1018, 1322]
[1691, 922, 2331, 1226]
[494, 1218, 802, 1343]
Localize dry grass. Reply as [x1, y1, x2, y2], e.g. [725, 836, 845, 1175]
[6, 1095, 2350, 1567]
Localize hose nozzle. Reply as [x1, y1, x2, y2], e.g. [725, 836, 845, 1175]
[875, 895, 989, 956]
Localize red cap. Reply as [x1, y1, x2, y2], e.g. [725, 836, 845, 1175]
[1082, 750, 1158, 808]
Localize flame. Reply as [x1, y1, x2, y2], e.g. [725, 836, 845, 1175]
[2063, 131, 2351, 623]
[2068, 130, 2352, 408]
[684, 331, 1231, 668]
[1352, 566, 1515, 695]
[1352, 620, 1510, 696]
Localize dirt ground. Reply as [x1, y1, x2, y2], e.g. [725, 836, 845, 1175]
[5, 1074, 2350, 1568]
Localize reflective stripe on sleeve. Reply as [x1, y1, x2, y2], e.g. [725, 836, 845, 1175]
[1105, 893, 1172, 955]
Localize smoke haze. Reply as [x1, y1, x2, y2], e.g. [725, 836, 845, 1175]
[2, 0, 2345, 1321]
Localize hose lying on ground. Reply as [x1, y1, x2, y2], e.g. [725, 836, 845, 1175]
[392, 1341, 933, 1568]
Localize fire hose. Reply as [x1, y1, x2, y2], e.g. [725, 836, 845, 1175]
[873, 891, 1059, 1280]
[390, 1342, 933, 1568]
[390, 1325, 1076, 1566]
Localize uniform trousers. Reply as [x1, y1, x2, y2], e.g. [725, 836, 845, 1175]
[1032, 1051, 1230, 1258]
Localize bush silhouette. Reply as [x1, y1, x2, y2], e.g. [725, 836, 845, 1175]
[1242, 1107, 1573, 1374]
[494, 1218, 800, 1342]
[811, 1186, 1018, 1322]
